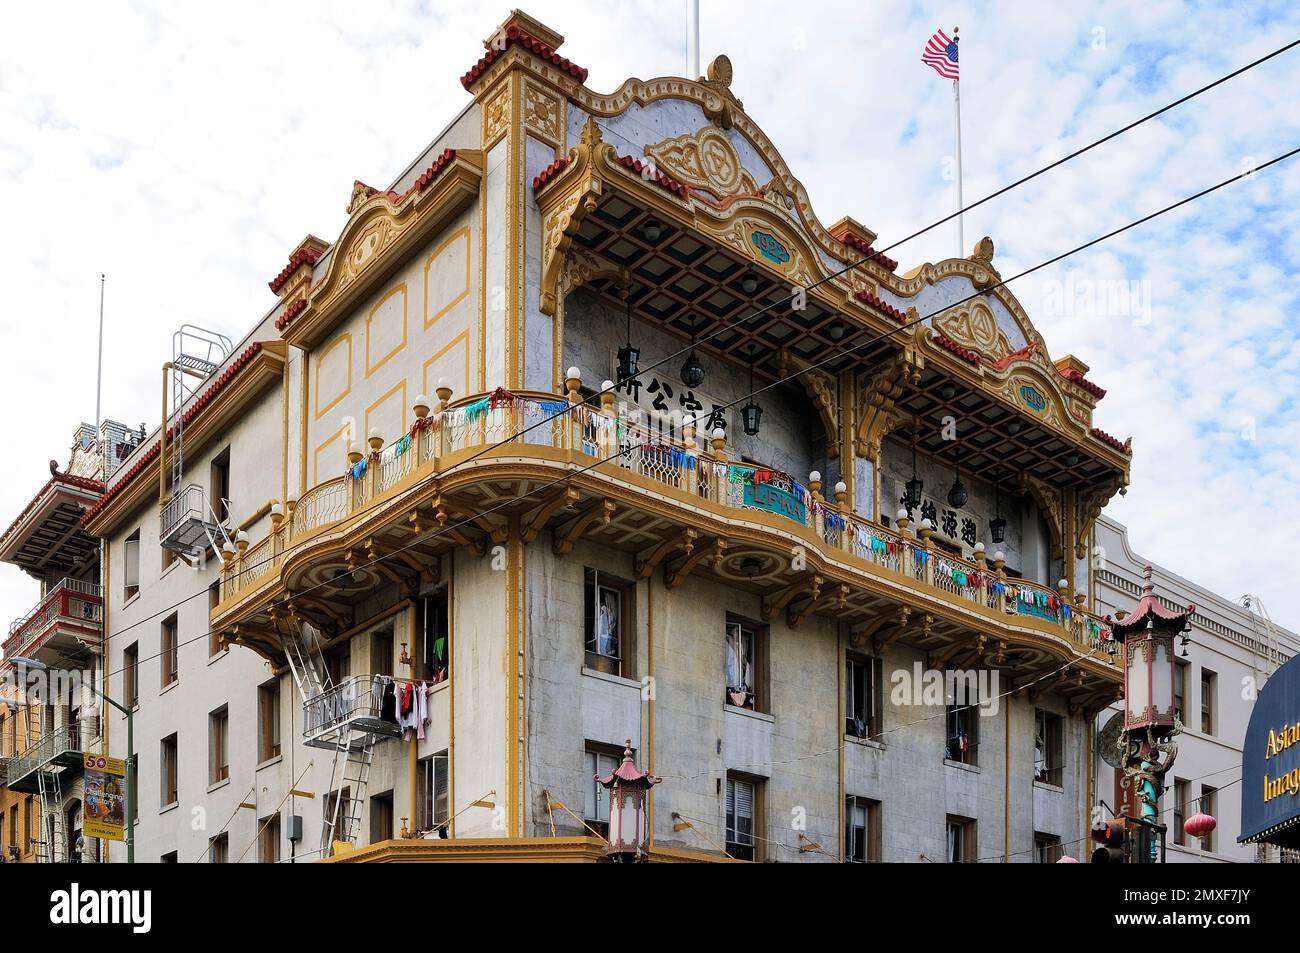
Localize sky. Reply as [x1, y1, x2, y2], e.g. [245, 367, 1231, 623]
[1, 0, 1298, 631]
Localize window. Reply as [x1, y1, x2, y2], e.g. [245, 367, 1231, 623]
[946, 695, 979, 765]
[584, 743, 624, 835]
[418, 590, 450, 683]
[1174, 660, 1187, 722]
[585, 569, 632, 677]
[123, 643, 139, 708]
[369, 791, 394, 845]
[1200, 669, 1216, 735]
[725, 618, 766, 711]
[209, 832, 229, 864]
[210, 447, 231, 523]
[946, 815, 976, 863]
[160, 733, 178, 807]
[725, 773, 762, 862]
[1199, 785, 1217, 852]
[323, 787, 352, 843]
[25, 800, 33, 853]
[1034, 709, 1064, 787]
[416, 751, 450, 835]
[123, 530, 140, 600]
[844, 796, 881, 863]
[258, 680, 281, 763]
[845, 654, 883, 740]
[209, 583, 223, 655]
[370, 629, 393, 679]
[1034, 832, 1062, 863]
[160, 614, 178, 688]
[325, 640, 350, 687]
[209, 706, 229, 784]
[1172, 778, 1189, 846]
[258, 813, 281, 864]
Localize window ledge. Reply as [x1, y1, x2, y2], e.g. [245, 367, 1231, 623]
[580, 666, 640, 691]
[160, 801, 178, 816]
[207, 648, 229, 666]
[160, 680, 179, 698]
[845, 734, 885, 751]
[944, 758, 980, 773]
[724, 704, 774, 724]
[122, 592, 141, 610]
[1033, 780, 1064, 793]
[256, 755, 283, 772]
[207, 778, 231, 794]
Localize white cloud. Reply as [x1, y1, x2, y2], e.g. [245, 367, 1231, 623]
[1, 0, 1298, 630]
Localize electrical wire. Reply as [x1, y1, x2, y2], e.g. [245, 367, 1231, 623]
[83, 143, 1300, 685]
[71, 37, 1300, 656]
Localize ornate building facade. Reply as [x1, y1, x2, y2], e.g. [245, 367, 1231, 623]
[36, 11, 1145, 862]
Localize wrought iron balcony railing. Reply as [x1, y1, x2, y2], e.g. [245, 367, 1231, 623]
[302, 674, 402, 749]
[6, 723, 86, 791]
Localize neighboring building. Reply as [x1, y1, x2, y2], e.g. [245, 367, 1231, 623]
[1092, 515, 1299, 863]
[64, 10, 1140, 863]
[0, 421, 141, 862]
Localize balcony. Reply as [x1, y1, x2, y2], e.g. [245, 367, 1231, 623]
[302, 675, 402, 749]
[160, 483, 222, 556]
[4, 577, 102, 664]
[213, 388, 1121, 704]
[7, 724, 86, 793]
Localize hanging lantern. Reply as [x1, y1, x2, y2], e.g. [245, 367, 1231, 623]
[1056, 855, 1080, 864]
[593, 739, 660, 859]
[990, 472, 1007, 543]
[1112, 565, 1193, 737]
[740, 345, 762, 436]
[902, 431, 924, 512]
[1183, 813, 1217, 840]
[947, 444, 968, 508]
[681, 316, 706, 389]
[616, 276, 640, 384]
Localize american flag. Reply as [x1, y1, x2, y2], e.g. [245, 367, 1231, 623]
[922, 28, 959, 80]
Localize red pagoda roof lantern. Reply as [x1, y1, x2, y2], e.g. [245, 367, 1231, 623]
[594, 739, 660, 859]
[1113, 566, 1194, 737]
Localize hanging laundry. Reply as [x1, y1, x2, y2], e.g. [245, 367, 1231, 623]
[394, 434, 412, 457]
[350, 457, 368, 480]
[463, 397, 490, 422]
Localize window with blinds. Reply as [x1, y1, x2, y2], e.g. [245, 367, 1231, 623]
[725, 775, 758, 861]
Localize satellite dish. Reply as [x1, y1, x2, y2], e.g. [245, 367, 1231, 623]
[1098, 712, 1126, 769]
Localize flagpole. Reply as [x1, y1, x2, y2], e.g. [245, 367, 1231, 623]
[952, 27, 964, 258]
[95, 273, 105, 431]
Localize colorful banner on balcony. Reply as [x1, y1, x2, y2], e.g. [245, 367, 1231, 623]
[743, 480, 807, 525]
[83, 753, 127, 843]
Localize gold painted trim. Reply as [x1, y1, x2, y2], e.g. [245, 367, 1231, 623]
[363, 379, 409, 447]
[423, 227, 472, 329]
[364, 283, 409, 379]
[313, 333, 352, 421]
[312, 423, 351, 487]
[422, 330, 471, 401]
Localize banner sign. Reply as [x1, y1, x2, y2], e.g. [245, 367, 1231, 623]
[82, 753, 126, 843]
[1240, 653, 1300, 847]
[743, 481, 807, 525]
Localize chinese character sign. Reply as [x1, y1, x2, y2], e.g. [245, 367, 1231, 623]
[83, 753, 127, 842]
[615, 370, 729, 438]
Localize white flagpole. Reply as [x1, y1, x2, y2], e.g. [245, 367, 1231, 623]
[687, 0, 700, 78]
[95, 273, 105, 431]
[952, 27, 964, 258]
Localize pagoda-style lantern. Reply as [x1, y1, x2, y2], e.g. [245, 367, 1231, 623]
[1112, 565, 1194, 737]
[594, 739, 660, 860]
[740, 345, 762, 436]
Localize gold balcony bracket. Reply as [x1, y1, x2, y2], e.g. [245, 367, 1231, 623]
[521, 487, 581, 544]
[635, 528, 698, 580]
[665, 538, 725, 590]
[552, 499, 615, 556]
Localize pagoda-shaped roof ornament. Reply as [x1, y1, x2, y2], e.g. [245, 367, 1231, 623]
[594, 739, 661, 790]
[1112, 565, 1195, 637]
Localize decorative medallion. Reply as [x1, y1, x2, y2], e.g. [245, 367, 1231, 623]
[751, 230, 790, 266]
[1019, 384, 1047, 413]
[643, 125, 758, 200]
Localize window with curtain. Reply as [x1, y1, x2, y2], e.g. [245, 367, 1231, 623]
[725, 622, 756, 710]
[725, 775, 757, 861]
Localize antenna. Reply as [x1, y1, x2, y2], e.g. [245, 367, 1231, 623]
[95, 274, 105, 433]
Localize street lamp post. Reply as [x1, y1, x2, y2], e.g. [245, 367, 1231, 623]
[12, 657, 134, 864]
[1108, 566, 1194, 863]
[594, 739, 660, 861]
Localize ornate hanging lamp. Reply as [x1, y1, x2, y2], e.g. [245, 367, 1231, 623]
[990, 467, 1007, 544]
[615, 273, 640, 384]
[680, 315, 705, 389]
[902, 428, 924, 513]
[594, 739, 661, 860]
[947, 441, 968, 509]
[740, 345, 762, 436]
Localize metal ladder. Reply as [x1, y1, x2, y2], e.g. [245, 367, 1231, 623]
[166, 325, 231, 496]
[320, 729, 377, 854]
[35, 769, 64, 864]
[282, 618, 331, 703]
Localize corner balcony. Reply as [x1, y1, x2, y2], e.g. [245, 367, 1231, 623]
[6, 724, 87, 794]
[4, 577, 102, 665]
[212, 388, 1121, 702]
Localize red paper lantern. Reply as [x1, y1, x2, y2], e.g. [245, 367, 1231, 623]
[1184, 813, 1217, 839]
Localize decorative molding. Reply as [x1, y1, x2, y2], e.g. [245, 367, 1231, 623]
[644, 124, 758, 201]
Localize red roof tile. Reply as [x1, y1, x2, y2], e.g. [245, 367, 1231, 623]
[81, 344, 266, 527]
[835, 232, 898, 272]
[532, 155, 571, 191]
[461, 26, 588, 90]
[275, 297, 307, 332]
[0, 472, 104, 551]
[616, 154, 689, 200]
[932, 331, 982, 365]
[854, 289, 908, 324]
[269, 247, 323, 294]
[1089, 426, 1131, 454]
[1061, 367, 1107, 399]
